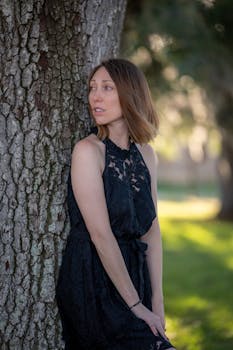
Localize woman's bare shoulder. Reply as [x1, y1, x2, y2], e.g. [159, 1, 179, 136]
[136, 143, 158, 167]
[72, 134, 105, 171]
[73, 134, 104, 156]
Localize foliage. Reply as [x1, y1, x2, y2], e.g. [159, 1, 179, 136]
[160, 196, 233, 349]
[122, 0, 233, 128]
[123, 0, 233, 220]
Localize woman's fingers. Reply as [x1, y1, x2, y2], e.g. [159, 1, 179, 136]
[157, 325, 169, 341]
[149, 321, 169, 341]
[135, 306, 169, 341]
[149, 325, 158, 336]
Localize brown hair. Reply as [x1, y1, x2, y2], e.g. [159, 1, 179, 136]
[88, 58, 159, 144]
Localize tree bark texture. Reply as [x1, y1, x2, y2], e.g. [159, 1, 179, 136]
[0, 0, 127, 349]
[210, 64, 233, 220]
[217, 129, 233, 220]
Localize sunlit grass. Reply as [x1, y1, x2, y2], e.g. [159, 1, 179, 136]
[159, 196, 233, 350]
[158, 197, 220, 220]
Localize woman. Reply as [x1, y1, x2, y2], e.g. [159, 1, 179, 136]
[56, 58, 176, 350]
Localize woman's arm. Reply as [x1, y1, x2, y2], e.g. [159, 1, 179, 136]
[139, 145, 165, 328]
[71, 139, 139, 307]
[141, 219, 165, 327]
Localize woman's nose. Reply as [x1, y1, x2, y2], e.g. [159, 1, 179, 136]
[91, 88, 103, 101]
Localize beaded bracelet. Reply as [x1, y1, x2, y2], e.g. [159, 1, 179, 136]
[129, 299, 142, 310]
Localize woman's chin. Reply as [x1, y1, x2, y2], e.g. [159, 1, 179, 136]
[95, 120, 108, 126]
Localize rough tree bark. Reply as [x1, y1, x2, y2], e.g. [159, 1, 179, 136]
[210, 66, 233, 220]
[0, 0, 127, 349]
[217, 130, 233, 220]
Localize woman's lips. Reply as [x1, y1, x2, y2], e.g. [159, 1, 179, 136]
[93, 107, 106, 115]
[93, 107, 105, 112]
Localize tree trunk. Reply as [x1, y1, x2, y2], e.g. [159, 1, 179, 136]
[0, 0, 127, 349]
[217, 129, 233, 220]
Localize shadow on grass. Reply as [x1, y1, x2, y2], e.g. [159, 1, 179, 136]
[161, 218, 233, 350]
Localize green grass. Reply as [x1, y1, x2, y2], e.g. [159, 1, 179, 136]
[159, 197, 233, 350]
[158, 182, 219, 201]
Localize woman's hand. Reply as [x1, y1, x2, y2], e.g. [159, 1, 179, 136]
[130, 303, 169, 341]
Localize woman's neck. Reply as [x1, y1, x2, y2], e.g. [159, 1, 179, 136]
[108, 123, 130, 150]
[108, 119, 130, 149]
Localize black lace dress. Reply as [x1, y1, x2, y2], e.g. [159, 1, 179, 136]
[56, 136, 175, 350]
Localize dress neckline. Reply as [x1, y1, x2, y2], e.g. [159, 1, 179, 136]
[104, 137, 134, 157]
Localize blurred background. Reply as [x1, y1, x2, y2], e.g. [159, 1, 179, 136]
[121, 1, 233, 349]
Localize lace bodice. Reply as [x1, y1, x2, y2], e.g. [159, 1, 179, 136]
[104, 138, 147, 192]
[67, 136, 156, 239]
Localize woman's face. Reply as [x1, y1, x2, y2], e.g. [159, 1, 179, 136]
[89, 67, 122, 126]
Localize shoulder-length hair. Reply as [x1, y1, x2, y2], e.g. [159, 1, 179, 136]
[88, 58, 159, 144]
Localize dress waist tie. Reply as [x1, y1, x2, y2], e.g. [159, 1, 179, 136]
[68, 230, 148, 300]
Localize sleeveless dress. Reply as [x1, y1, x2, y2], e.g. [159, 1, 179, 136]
[56, 136, 174, 350]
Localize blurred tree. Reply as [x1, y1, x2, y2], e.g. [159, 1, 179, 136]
[122, 0, 233, 220]
[0, 0, 126, 348]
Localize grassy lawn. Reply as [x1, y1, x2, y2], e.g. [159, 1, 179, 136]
[159, 194, 233, 350]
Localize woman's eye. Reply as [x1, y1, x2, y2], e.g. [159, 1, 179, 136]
[89, 85, 114, 92]
[104, 85, 113, 91]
